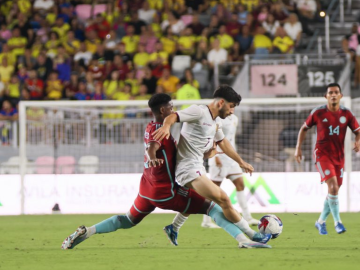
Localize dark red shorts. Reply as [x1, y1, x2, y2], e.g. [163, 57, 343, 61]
[314, 151, 344, 186]
[130, 186, 206, 220]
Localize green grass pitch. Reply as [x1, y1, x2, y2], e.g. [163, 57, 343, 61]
[1, 213, 359, 270]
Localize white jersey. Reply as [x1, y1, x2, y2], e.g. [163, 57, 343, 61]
[176, 105, 225, 169]
[209, 114, 238, 167]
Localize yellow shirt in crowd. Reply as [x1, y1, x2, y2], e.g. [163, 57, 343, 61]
[157, 76, 179, 94]
[121, 35, 140, 54]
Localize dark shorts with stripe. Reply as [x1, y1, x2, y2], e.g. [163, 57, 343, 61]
[130, 186, 206, 220]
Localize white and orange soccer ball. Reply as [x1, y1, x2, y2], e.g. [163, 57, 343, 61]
[258, 214, 283, 239]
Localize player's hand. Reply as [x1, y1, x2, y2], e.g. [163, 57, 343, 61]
[203, 142, 223, 160]
[295, 148, 302, 163]
[152, 125, 170, 141]
[240, 162, 254, 176]
[354, 141, 360, 152]
[148, 158, 164, 167]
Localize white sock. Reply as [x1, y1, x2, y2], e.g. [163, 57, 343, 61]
[202, 215, 212, 224]
[86, 226, 96, 237]
[317, 218, 325, 224]
[235, 233, 248, 243]
[236, 190, 252, 220]
[234, 217, 256, 239]
[172, 213, 188, 232]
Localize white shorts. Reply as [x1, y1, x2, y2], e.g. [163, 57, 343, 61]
[209, 165, 243, 182]
[175, 165, 207, 187]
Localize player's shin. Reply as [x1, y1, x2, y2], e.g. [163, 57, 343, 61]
[236, 190, 252, 220]
[318, 196, 331, 223]
[93, 214, 135, 234]
[328, 194, 341, 224]
[208, 203, 247, 241]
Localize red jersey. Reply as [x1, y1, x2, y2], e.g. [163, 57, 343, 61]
[139, 121, 178, 201]
[304, 105, 360, 165]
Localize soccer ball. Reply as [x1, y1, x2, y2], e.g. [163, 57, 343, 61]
[258, 214, 283, 239]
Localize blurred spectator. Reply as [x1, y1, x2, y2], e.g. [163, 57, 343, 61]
[91, 82, 105, 100]
[73, 81, 90, 101]
[18, 48, 37, 69]
[71, 18, 85, 42]
[160, 27, 178, 56]
[226, 13, 242, 38]
[157, 67, 179, 94]
[104, 30, 119, 53]
[6, 74, 21, 104]
[228, 41, 243, 62]
[139, 65, 157, 94]
[14, 13, 33, 42]
[0, 57, 14, 84]
[297, 0, 317, 20]
[128, 11, 147, 36]
[208, 15, 220, 37]
[272, 27, 294, 54]
[25, 69, 44, 100]
[74, 42, 93, 67]
[113, 16, 127, 41]
[129, 0, 145, 13]
[85, 72, 96, 94]
[7, 27, 27, 58]
[210, 25, 234, 50]
[104, 70, 121, 99]
[54, 46, 71, 83]
[257, 6, 269, 23]
[138, 1, 156, 24]
[93, 14, 111, 40]
[237, 4, 248, 25]
[88, 59, 105, 82]
[133, 43, 150, 68]
[262, 13, 280, 39]
[161, 11, 185, 35]
[45, 71, 63, 100]
[122, 25, 140, 54]
[112, 54, 130, 81]
[114, 42, 133, 64]
[176, 78, 200, 109]
[188, 14, 204, 36]
[52, 17, 70, 42]
[103, 1, 120, 26]
[0, 100, 18, 145]
[17, 64, 28, 84]
[271, 2, 288, 23]
[185, 0, 206, 13]
[149, 41, 169, 65]
[93, 44, 110, 66]
[34, 53, 53, 81]
[139, 25, 158, 54]
[183, 68, 199, 89]
[64, 72, 79, 99]
[63, 30, 80, 56]
[177, 27, 196, 55]
[85, 30, 101, 54]
[33, 0, 55, 12]
[252, 26, 272, 58]
[135, 84, 151, 100]
[284, 13, 303, 48]
[207, 38, 227, 70]
[192, 40, 208, 69]
[0, 24, 12, 43]
[123, 69, 140, 95]
[45, 32, 61, 58]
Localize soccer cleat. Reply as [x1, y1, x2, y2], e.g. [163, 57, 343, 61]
[163, 224, 178, 246]
[315, 221, 328, 235]
[201, 222, 221, 229]
[61, 225, 88, 250]
[335, 222, 346, 234]
[246, 217, 259, 226]
[252, 232, 272, 244]
[238, 240, 272, 249]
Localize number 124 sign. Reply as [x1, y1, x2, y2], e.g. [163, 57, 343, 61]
[251, 65, 298, 95]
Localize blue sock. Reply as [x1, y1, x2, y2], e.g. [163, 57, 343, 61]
[95, 215, 135, 234]
[328, 194, 341, 224]
[319, 196, 331, 223]
[208, 203, 244, 240]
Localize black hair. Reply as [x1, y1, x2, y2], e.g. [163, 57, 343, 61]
[148, 93, 172, 114]
[326, 83, 342, 93]
[213, 85, 242, 105]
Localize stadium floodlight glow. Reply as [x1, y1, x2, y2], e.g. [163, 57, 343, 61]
[319, 11, 326, 17]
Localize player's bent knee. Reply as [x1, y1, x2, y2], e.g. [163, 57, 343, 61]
[118, 215, 136, 229]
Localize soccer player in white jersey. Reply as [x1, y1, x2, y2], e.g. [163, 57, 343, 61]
[153, 85, 270, 244]
[202, 114, 259, 228]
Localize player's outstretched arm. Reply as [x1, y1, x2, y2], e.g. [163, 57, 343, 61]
[217, 138, 254, 175]
[295, 125, 308, 163]
[146, 142, 164, 167]
[152, 113, 178, 141]
[354, 131, 360, 152]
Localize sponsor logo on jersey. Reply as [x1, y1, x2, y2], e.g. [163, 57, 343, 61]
[202, 122, 212, 127]
[322, 118, 328, 122]
[340, 116, 346, 124]
[229, 175, 280, 206]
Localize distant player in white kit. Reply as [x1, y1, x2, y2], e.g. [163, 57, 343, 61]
[153, 85, 271, 245]
[202, 114, 259, 228]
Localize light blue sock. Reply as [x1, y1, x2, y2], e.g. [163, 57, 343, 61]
[318, 196, 331, 223]
[208, 203, 245, 241]
[328, 194, 341, 225]
[95, 215, 135, 234]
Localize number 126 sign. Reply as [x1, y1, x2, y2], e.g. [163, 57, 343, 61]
[251, 65, 298, 95]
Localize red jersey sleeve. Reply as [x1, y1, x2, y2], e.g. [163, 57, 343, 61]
[347, 110, 360, 133]
[304, 108, 318, 129]
[145, 124, 163, 147]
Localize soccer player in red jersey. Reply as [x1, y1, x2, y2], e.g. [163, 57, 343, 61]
[295, 83, 360, 235]
[61, 94, 271, 249]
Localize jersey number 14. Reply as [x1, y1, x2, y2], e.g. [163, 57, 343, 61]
[329, 125, 339, 136]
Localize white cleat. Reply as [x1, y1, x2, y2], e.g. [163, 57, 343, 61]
[246, 218, 259, 226]
[201, 222, 221, 229]
[238, 240, 272, 249]
[61, 225, 88, 250]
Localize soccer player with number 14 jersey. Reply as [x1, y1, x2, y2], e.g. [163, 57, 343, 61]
[295, 83, 360, 235]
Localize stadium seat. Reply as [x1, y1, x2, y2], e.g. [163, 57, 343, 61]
[172, 55, 191, 74]
[35, 156, 55, 174]
[78, 155, 99, 174]
[0, 156, 20, 174]
[56, 156, 76, 174]
[181, 15, 193, 26]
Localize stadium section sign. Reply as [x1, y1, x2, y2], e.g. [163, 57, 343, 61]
[250, 65, 298, 95]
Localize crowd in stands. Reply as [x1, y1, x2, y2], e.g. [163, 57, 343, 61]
[0, 0, 324, 116]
